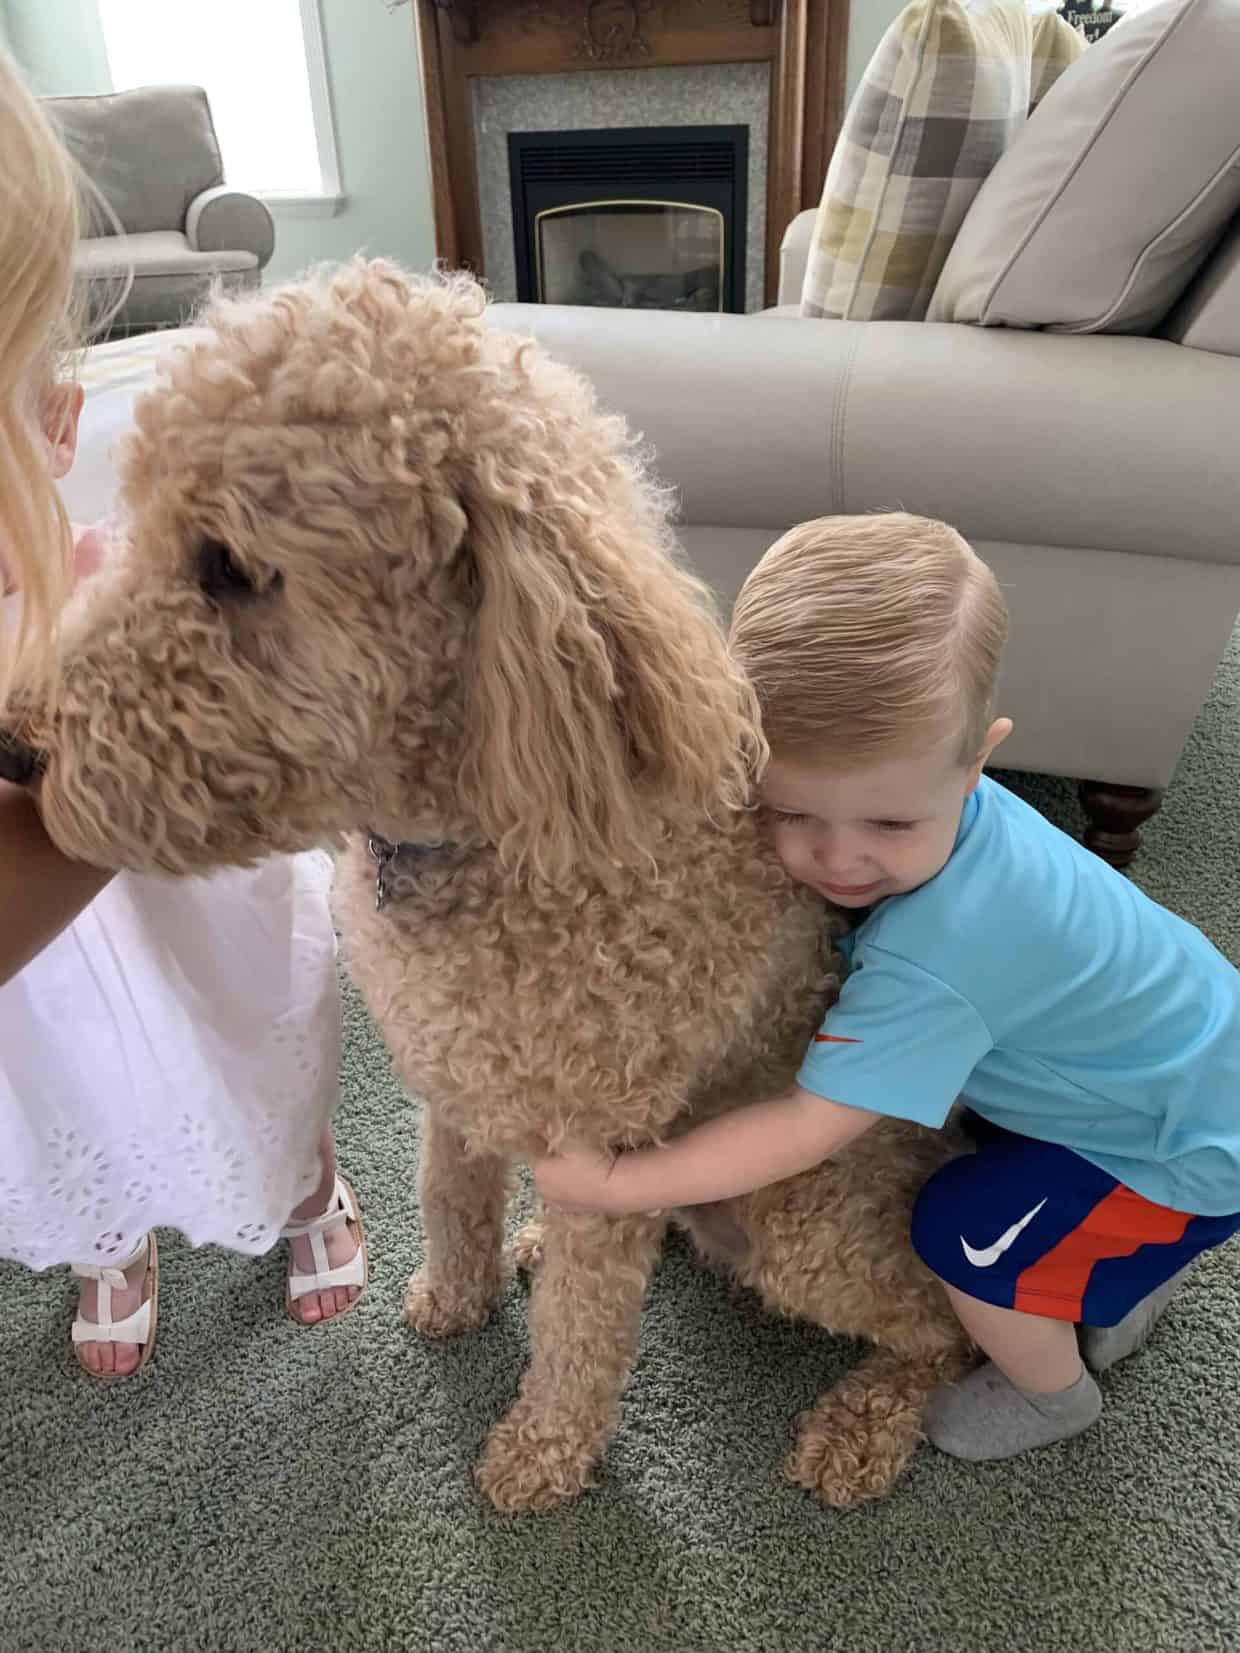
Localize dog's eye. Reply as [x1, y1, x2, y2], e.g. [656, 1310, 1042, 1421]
[197, 537, 254, 598]
[196, 537, 283, 602]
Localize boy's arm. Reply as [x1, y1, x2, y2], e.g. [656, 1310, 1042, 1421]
[532, 1087, 880, 1214]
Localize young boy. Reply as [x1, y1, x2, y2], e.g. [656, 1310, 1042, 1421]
[532, 513, 1240, 1462]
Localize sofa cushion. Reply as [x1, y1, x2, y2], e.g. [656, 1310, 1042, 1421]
[929, 0, 1240, 333]
[800, 0, 1082, 322]
[1161, 221, 1240, 358]
[76, 232, 259, 281]
[74, 236, 260, 333]
[45, 86, 224, 237]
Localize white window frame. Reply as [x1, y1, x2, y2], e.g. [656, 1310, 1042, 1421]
[99, 0, 343, 219]
[264, 0, 343, 219]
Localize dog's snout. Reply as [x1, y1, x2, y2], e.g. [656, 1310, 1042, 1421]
[0, 729, 47, 787]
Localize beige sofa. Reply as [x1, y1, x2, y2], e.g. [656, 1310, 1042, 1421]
[486, 288, 1240, 865]
[485, 1, 1240, 866]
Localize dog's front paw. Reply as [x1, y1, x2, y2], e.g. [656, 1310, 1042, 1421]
[507, 1220, 546, 1276]
[474, 1402, 603, 1513]
[401, 1269, 497, 1338]
[783, 1371, 923, 1510]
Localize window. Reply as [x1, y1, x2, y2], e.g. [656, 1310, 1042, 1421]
[97, 0, 340, 208]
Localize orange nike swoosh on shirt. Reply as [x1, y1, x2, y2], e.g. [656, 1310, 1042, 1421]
[814, 1034, 862, 1045]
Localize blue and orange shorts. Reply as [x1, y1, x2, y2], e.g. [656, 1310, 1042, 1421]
[911, 1129, 1240, 1327]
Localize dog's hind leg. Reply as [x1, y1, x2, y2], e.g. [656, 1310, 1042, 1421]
[402, 1108, 509, 1338]
[783, 1342, 971, 1509]
[475, 1206, 666, 1513]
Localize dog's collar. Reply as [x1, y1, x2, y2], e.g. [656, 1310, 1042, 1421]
[367, 832, 454, 911]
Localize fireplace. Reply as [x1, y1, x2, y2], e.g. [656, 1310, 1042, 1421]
[413, 1, 848, 308]
[508, 125, 748, 312]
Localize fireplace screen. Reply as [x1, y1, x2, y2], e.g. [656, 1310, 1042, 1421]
[535, 201, 724, 311]
[509, 126, 748, 313]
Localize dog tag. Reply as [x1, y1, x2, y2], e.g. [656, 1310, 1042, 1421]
[368, 835, 395, 912]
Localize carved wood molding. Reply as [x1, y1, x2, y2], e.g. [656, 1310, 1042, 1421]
[412, 0, 847, 305]
[518, 1, 661, 65]
[435, 0, 778, 56]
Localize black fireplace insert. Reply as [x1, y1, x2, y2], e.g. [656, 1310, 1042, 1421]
[508, 124, 749, 313]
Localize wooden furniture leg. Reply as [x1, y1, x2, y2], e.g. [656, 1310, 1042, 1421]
[1078, 781, 1163, 868]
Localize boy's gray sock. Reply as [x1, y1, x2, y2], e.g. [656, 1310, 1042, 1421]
[923, 1361, 1102, 1461]
[1079, 1263, 1194, 1373]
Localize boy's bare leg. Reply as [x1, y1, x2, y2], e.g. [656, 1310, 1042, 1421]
[946, 1287, 1083, 1390]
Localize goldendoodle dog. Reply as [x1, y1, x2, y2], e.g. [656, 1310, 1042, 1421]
[6, 262, 970, 1511]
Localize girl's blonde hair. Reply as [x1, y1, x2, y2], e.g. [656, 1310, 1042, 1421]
[730, 513, 1009, 766]
[0, 48, 81, 706]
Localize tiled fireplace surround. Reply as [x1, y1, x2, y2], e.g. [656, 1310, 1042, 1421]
[474, 64, 769, 310]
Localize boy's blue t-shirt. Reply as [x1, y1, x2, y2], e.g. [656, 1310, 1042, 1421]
[796, 775, 1240, 1216]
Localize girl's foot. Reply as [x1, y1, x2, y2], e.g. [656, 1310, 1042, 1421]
[71, 1233, 158, 1378]
[282, 1176, 368, 1325]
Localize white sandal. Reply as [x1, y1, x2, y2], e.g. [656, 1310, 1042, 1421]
[280, 1175, 368, 1324]
[70, 1231, 159, 1380]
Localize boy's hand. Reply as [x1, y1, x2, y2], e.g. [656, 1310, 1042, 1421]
[531, 1144, 625, 1212]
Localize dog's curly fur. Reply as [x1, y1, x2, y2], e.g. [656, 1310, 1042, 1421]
[21, 262, 970, 1511]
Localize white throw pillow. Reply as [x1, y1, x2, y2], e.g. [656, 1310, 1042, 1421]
[1161, 221, 1240, 357]
[928, 0, 1240, 332]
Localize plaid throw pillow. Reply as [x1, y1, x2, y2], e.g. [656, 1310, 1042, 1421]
[800, 0, 1084, 321]
[1032, 10, 1087, 107]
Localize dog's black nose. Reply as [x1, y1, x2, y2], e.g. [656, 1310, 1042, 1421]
[0, 729, 47, 787]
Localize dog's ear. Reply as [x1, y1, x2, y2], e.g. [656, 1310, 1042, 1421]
[457, 488, 763, 886]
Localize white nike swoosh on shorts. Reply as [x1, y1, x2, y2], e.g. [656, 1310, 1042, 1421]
[960, 1198, 1048, 1268]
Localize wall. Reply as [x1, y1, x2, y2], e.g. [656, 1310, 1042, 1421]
[5, 0, 436, 286]
[5, 0, 110, 94]
[845, 0, 904, 102]
[267, 0, 436, 284]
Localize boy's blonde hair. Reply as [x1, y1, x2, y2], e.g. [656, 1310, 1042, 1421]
[0, 48, 81, 705]
[729, 513, 1008, 766]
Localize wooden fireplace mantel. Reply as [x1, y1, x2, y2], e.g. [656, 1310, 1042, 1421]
[427, 0, 786, 43]
[409, 0, 848, 305]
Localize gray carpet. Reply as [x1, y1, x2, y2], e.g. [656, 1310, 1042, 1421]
[5, 636, 1240, 1653]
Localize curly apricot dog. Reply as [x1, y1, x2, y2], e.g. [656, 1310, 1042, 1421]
[9, 263, 970, 1511]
